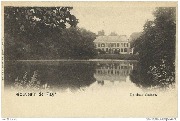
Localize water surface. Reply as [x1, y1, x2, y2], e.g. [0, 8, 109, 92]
[4, 60, 140, 92]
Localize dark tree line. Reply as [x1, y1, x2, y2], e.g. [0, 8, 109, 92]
[130, 7, 176, 88]
[4, 7, 97, 60]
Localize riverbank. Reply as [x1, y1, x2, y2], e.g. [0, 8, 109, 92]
[95, 54, 138, 60]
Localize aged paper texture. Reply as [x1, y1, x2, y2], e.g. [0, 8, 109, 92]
[1, 1, 178, 118]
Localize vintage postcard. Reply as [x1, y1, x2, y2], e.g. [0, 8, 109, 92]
[1, 1, 178, 118]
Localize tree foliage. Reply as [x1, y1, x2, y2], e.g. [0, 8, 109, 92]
[130, 7, 176, 88]
[56, 27, 97, 59]
[97, 30, 105, 36]
[4, 7, 97, 60]
[129, 32, 142, 48]
[4, 7, 78, 33]
[109, 32, 118, 36]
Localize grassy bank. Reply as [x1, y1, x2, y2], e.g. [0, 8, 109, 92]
[95, 54, 138, 60]
[5, 54, 138, 61]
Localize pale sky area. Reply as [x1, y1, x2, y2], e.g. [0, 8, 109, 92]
[71, 7, 156, 37]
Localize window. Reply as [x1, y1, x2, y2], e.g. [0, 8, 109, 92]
[127, 43, 129, 47]
[121, 43, 124, 47]
[124, 43, 128, 47]
[117, 43, 119, 47]
[101, 43, 105, 47]
[111, 43, 116, 47]
[106, 48, 108, 52]
[124, 48, 127, 52]
[98, 43, 100, 47]
[121, 48, 123, 52]
[124, 66, 128, 69]
[115, 65, 117, 69]
[117, 49, 120, 52]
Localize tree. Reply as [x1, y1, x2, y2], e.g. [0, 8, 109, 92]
[129, 32, 142, 48]
[4, 7, 97, 60]
[4, 7, 78, 60]
[56, 27, 97, 59]
[109, 32, 118, 36]
[98, 30, 105, 36]
[131, 7, 176, 88]
[4, 7, 78, 33]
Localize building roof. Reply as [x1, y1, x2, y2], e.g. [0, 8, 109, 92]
[94, 35, 129, 42]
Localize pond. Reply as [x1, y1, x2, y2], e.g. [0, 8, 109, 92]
[4, 60, 138, 91]
[4, 60, 174, 92]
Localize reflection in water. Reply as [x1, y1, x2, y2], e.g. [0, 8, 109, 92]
[4, 60, 174, 92]
[129, 62, 175, 89]
[4, 61, 136, 91]
[14, 70, 41, 90]
[94, 61, 133, 86]
[5, 61, 97, 91]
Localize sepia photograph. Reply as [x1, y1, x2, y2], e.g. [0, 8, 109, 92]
[1, 1, 178, 118]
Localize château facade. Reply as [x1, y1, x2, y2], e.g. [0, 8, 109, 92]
[94, 35, 133, 54]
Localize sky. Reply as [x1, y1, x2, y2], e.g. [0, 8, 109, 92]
[71, 6, 155, 37]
